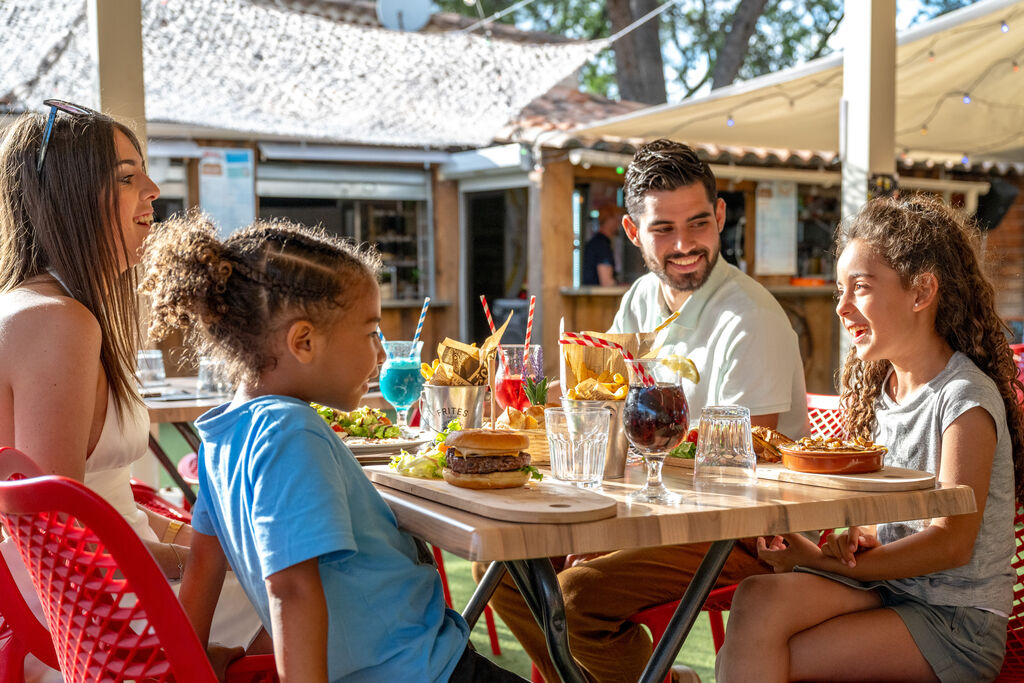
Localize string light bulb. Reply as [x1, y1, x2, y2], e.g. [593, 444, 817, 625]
[962, 92, 972, 104]
[961, 153, 970, 165]
[928, 50, 936, 62]
[1014, 61, 1020, 73]
[726, 114, 735, 127]
[1001, 20, 1009, 33]
[920, 125, 928, 135]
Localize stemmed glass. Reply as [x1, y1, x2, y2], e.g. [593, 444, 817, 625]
[380, 341, 424, 432]
[621, 358, 690, 504]
[493, 344, 543, 411]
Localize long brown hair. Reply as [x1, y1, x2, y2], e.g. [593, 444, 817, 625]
[140, 213, 380, 386]
[0, 110, 144, 416]
[836, 195, 1024, 500]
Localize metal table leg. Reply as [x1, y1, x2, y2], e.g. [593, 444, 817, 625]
[505, 558, 587, 683]
[171, 421, 202, 454]
[462, 561, 506, 629]
[639, 539, 735, 683]
[148, 434, 197, 505]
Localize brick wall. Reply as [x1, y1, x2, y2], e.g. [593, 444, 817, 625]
[982, 176, 1024, 324]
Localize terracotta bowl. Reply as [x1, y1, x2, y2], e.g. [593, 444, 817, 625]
[778, 444, 885, 474]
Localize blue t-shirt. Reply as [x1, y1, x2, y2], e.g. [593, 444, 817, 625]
[191, 396, 469, 682]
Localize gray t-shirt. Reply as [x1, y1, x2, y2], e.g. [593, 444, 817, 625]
[876, 351, 1014, 613]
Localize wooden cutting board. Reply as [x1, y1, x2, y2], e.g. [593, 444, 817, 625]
[366, 466, 619, 523]
[663, 458, 935, 492]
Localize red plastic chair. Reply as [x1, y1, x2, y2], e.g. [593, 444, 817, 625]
[130, 479, 193, 521]
[0, 545, 60, 682]
[806, 393, 844, 439]
[0, 448, 277, 683]
[994, 506, 1024, 681]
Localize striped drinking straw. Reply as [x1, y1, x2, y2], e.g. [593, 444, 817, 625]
[411, 296, 430, 354]
[524, 295, 536, 347]
[558, 331, 654, 386]
[479, 294, 497, 333]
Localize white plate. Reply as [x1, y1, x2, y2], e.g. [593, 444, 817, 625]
[343, 432, 432, 456]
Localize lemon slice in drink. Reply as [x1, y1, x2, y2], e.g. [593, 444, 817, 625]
[660, 355, 700, 384]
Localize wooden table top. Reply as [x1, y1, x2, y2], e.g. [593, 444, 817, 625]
[144, 377, 226, 424]
[374, 464, 976, 562]
[144, 377, 392, 424]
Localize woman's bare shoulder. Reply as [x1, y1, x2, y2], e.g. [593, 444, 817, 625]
[0, 287, 101, 353]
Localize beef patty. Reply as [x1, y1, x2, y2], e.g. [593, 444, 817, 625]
[447, 452, 531, 474]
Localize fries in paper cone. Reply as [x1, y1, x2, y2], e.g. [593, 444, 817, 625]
[421, 313, 512, 386]
[559, 328, 658, 400]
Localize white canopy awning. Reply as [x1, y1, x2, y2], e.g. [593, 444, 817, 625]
[576, 0, 1024, 167]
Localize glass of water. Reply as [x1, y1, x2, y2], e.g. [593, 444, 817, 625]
[544, 406, 611, 488]
[136, 349, 166, 388]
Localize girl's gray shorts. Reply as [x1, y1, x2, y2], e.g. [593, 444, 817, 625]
[796, 567, 1007, 682]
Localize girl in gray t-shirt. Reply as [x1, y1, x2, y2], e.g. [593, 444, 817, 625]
[718, 196, 1024, 683]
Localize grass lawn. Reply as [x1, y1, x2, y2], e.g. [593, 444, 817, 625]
[154, 426, 720, 681]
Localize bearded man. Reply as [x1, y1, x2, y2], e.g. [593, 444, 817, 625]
[478, 140, 809, 683]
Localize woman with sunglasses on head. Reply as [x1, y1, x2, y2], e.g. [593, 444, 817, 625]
[0, 102, 262, 680]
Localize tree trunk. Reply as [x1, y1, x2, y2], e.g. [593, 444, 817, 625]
[608, 0, 667, 104]
[711, 0, 769, 90]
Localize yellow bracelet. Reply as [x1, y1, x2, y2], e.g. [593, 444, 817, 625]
[162, 519, 184, 543]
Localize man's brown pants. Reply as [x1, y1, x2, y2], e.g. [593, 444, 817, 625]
[471, 542, 770, 683]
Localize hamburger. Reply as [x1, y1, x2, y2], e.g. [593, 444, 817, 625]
[443, 429, 534, 489]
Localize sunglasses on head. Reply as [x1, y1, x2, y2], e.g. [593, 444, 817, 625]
[36, 99, 104, 175]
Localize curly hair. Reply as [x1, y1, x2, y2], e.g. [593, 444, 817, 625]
[836, 195, 1024, 500]
[623, 139, 717, 219]
[140, 213, 381, 386]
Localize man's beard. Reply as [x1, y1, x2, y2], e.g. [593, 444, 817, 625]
[644, 245, 719, 292]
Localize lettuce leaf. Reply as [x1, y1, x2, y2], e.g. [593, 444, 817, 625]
[667, 442, 696, 459]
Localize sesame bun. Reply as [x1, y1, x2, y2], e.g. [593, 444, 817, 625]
[445, 429, 529, 454]
[441, 467, 531, 490]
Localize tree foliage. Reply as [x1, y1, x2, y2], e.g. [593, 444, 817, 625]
[434, 0, 979, 103]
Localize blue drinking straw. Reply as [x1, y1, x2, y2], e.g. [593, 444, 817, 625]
[411, 297, 430, 354]
[377, 328, 386, 344]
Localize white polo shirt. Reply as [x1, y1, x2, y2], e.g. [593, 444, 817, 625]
[610, 259, 809, 438]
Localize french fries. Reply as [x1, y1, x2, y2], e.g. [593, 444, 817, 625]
[565, 370, 628, 400]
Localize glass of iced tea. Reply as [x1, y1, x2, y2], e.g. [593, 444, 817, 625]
[622, 358, 689, 504]
[493, 344, 543, 412]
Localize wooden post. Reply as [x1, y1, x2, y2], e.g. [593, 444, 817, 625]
[528, 153, 575, 379]
[87, 0, 147, 155]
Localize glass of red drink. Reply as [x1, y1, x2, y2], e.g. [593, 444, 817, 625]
[622, 358, 689, 504]
[494, 344, 543, 412]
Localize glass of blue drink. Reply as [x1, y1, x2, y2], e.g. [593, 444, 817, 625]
[380, 341, 425, 432]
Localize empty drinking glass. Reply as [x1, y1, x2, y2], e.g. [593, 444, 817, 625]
[136, 350, 166, 388]
[197, 357, 231, 395]
[694, 406, 757, 485]
[545, 406, 611, 488]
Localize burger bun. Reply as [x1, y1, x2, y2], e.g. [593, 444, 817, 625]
[445, 428, 529, 454]
[442, 467, 530, 490]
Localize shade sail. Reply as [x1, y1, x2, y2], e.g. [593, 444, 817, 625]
[1, 0, 602, 148]
[576, 0, 1024, 166]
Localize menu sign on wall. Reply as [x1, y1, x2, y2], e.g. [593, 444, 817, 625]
[198, 148, 255, 237]
[754, 181, 797, 275]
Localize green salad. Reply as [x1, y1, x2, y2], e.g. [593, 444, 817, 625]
[312, 403, 401, 440]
